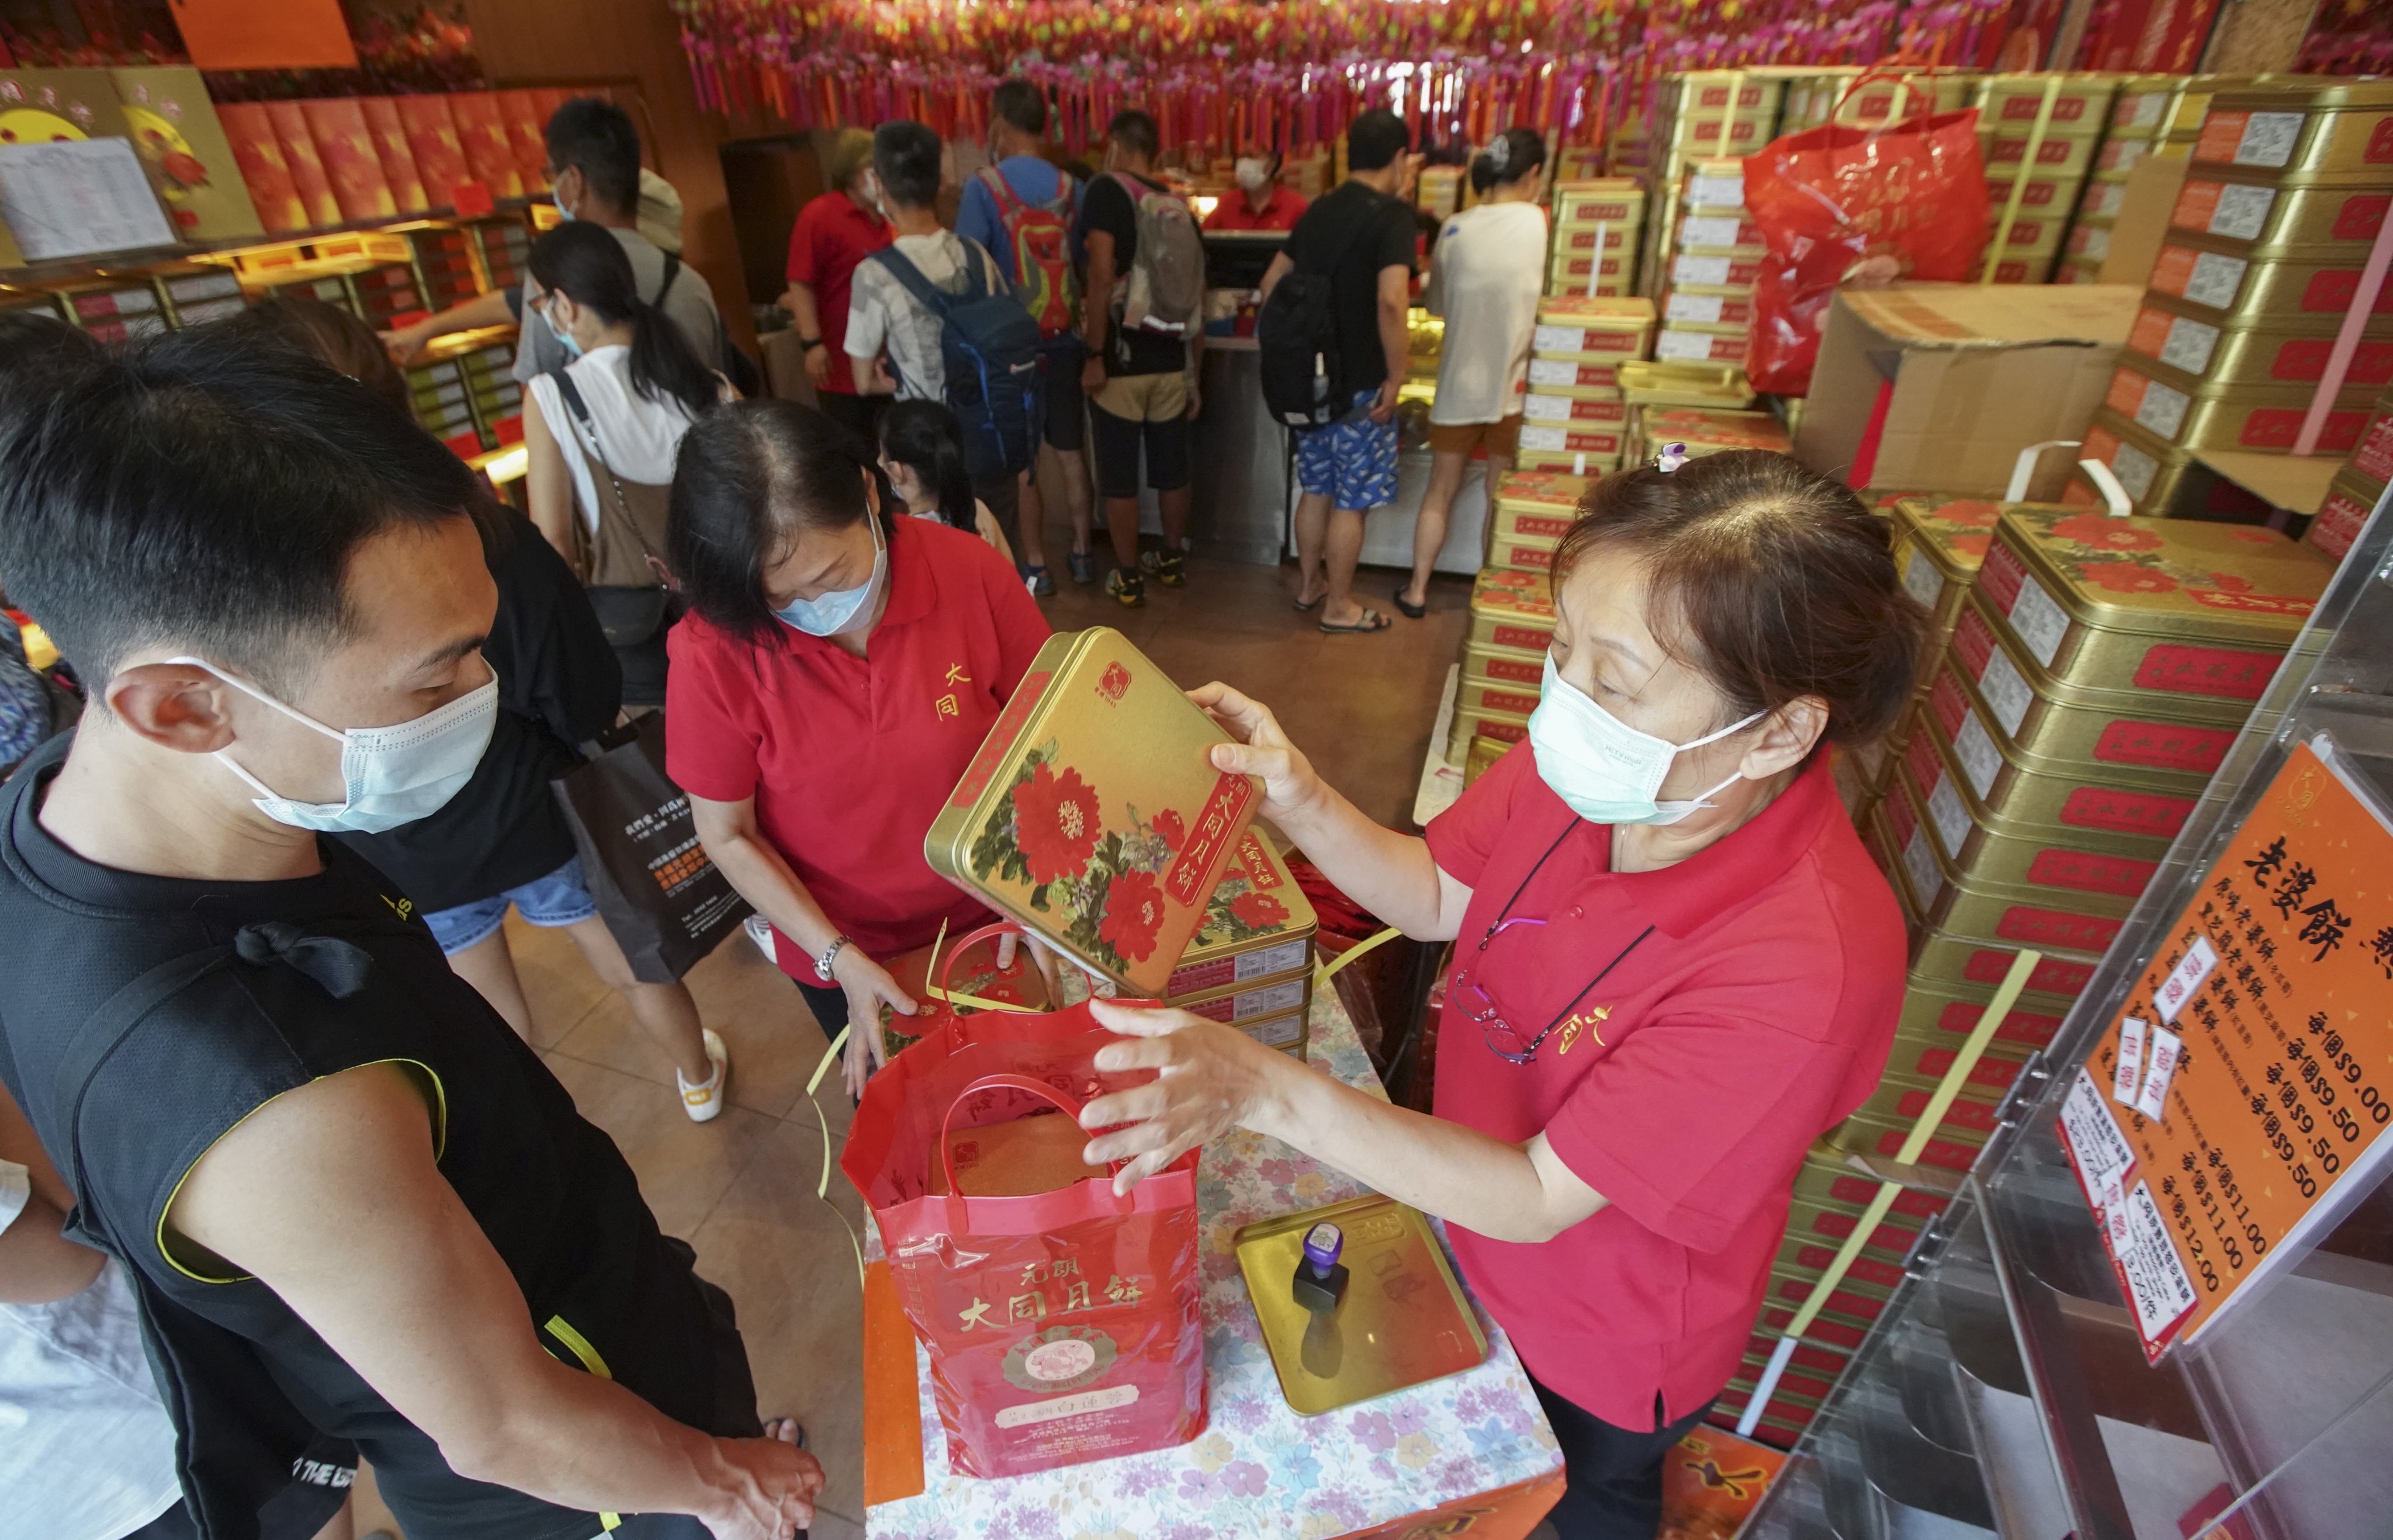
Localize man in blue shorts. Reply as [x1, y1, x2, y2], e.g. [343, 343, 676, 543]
[1260, 108, 1420, 634]
[958, 78, 1096, 594]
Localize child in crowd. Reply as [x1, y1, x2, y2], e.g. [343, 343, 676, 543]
[877, 398, 1017, 567]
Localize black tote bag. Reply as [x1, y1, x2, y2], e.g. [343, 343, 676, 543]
[552, 712, 753, 983]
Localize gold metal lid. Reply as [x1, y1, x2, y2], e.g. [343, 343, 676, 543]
[1469, 566, 1555, 625]
[1490, 469, 1593, 516]
[1989, 508, 2330, 646]
[1164, 830, 1316, 999]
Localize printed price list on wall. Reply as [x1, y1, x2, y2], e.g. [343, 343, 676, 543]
[2057, 737, 2393, 1363]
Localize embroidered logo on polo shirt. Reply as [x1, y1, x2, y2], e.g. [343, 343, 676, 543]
[936, 662, 972, 722]
[1555, 1004, 1609, 1056]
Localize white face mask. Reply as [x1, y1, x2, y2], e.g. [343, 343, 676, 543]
[1234, 158, 1271, 193]
[1526, 654, 1762, 827]
[772, 515, 886, 638]
[177, 657, 498, 834]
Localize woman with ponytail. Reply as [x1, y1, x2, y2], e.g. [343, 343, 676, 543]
[875, 398, 1015, 565]
[524, 219, 734, 702]
[1398, 125, 1550, 619]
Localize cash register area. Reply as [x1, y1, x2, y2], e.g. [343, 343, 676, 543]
[338, 571, 1474, 1539]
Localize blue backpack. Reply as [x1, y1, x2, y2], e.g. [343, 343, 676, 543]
[870, 240, 1044, 480]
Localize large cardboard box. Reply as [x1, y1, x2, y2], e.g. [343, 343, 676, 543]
[1797, 283, 2139, 498]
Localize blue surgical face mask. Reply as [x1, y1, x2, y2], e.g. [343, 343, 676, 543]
[772, 514, 886, 638]
[539, 297, 583, 359]
[1526, 653, 1762, 826]
[553, 186, 575, 221]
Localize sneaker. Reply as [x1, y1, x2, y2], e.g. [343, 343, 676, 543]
[743, 912, 775, 962]
[1140, 549, 1187, 588]
[1068, 549, 1097, 585]
[1024, 564, 1056, 598]
[1105, 567, 1146, 608]
[678, 1028, 730, 1123]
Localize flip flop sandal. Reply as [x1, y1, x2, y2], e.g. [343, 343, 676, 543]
[1291, 591, 1324, 612]
[1392, 588, 1428, 619]
[1320, 608, 1392, 634]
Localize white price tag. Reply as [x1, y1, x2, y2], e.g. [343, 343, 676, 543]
[1902, 548, 1945, 609]
[2060, 1066, 2138, 1199]
[1518, 424, 1568, 452]
[2157, 314, 2219, 374]
[1532, 324, 1589, 353]
[2235, 112, 2303, 168]
[1927, 775, 1971, 857]
[2008, 578, 2072, 669]
[1235, 938, 1310, 981]
[1903, 824, 1941, 907]
[1528, 357, 1587, 386]
[1980, 649, 2033, 737]
[1672, 254, 1732, 287]
[2125, 93, 2166, 129]
[2209, 183, 2277, 241]
[2080, 225, 2113, 261]
[2089, 182, 2127, 217]
[2116, 1180, 2200, 1345]
[2135, 1025, 2183, 1122]
[1954, 713, 2002, 799]
[2114, 1017, 2148, 1106]
[2134, 378, 2190, 441]
[1523, 393, 1575, 422]
[2184, 252, 2249, 310]
[1680, 216, 1743, 248]
[1666, 292, 1727, 324]
[1657, 330, 1721, 362]
[2154, 934, 2217, 1025]
[2112, 441, 2159, 501]
[1229, 977, 1308, 1021]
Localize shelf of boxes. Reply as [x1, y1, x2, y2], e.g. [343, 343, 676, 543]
[2070, 79, 2393, 518]
[1975, 74, 2120, 286]
[1545, 178, 1643, 300]
[2055, 72, 2183, 286]
[1517, 294, 1651, 476]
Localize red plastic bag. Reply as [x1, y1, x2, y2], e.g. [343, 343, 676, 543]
[840, 998, 1206, 1478]
[1744, 106, 1989, 394]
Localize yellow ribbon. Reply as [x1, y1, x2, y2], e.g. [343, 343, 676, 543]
[1313, 924, 1405, 993]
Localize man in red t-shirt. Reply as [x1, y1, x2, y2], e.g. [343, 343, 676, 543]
[782, 128, 893, 443]
[1203, 148, 1308, 234]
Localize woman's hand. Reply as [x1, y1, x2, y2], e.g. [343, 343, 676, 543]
[1187, 682, 1325, 829]
[1077, 999, 1287, 1195]
[832, 948, 916, 1101]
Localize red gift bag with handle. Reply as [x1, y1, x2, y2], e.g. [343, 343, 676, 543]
[840, 973, 1206, 1478]
[1745, 71, 1989, 395]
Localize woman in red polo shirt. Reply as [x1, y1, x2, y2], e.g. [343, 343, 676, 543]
[781, 128, 893, 445]
[664, 400, 1050, 1097]
[1078, 450, 1925, 1539]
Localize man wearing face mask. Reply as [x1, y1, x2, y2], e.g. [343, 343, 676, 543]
[0, 337, 822, 1540]
[1202, 147, 1307, 233]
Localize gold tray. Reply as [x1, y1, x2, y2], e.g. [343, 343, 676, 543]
[1233, 1195, 1490, 1417]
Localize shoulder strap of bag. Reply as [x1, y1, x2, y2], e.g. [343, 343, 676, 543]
[871, 245, 955, 321]
[653, 251, 683, 308]
[977, 164, 1026, 218]
[1051, 171, 1075, 217]
[546, 367, 656, 565]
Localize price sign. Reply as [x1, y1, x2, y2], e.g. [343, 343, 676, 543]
[2056, 737, 2393, 1362]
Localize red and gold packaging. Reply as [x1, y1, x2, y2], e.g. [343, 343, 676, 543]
[264, 100, 341, 228]
[298, 99, 396, 223]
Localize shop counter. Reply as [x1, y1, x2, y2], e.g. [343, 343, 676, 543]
[861, 990, 1564, 1539]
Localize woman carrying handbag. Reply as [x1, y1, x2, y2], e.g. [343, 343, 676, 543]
[524, 220, 736, 705]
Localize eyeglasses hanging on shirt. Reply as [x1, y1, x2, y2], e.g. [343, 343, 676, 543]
[1449, 817, 1656, 1065]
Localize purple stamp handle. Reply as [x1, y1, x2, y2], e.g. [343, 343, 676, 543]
[1301, 1222, 1343, 1278]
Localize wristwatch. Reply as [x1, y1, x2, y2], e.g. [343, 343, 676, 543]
[798, 336, 825, 351]
[813, 934, 854, 981]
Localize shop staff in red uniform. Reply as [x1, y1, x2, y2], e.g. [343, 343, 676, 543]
[1202, 148, 1307, 233]
[1079, 450, 1924, 1539]
[665, 401, 1051, 1097]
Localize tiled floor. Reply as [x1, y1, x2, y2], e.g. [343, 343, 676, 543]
[352, 554, 1467, 1537]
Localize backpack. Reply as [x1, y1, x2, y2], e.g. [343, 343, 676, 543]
[1255, 198, 1380, 428]
[1108, 172, 1203, 337]
[978, 166, 1078, 339]
[871, 240, 1043, 480]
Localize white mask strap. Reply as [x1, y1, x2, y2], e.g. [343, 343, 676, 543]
[1678, 707, 1766, 752]
[167, 657, 345, 744]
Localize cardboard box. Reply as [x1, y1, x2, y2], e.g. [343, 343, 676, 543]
[2096, 155, 2187, 289]
[1796, 283, 2139, 498]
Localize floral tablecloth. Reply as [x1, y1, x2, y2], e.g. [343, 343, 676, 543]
[865, 990, 1562, 1539]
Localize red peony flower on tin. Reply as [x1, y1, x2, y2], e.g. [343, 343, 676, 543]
[1230, 890, 1289, 929]
[1153, 809, 1185, 851]
[1100, 869, 1166, 961]
[2079, 563, 2179, 594]
[2051, 514, 2163, 552]
[1013, 761, 1102, 883]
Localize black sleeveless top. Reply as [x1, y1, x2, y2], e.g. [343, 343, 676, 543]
[0, 738, 733, 1540]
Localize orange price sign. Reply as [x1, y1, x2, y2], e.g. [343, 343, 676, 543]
[2057, 736, 2393, 1363]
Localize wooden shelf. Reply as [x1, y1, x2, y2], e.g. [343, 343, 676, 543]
[0, 198, 538, 293]
[2193, 448, 2346, 516]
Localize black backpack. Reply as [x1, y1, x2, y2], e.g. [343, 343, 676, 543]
[1256, 199, 1380, 428]
[869, 240, 1044, 480]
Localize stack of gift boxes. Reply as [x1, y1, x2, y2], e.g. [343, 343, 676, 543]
[2309, 389, 2392, 563]
[1854, 508, 2331, 1176]
[1156, 831, 1321, 1056]
[1446, 471, 1584, 771]
[41, 267, 251, 344]
[1515, 294, 1652, 476]
[2056, 74, 2180, 285]
[2073, 81, 2393, 518]
[1973, 73, 2118, 286]
[1543, 178, 1644, 299]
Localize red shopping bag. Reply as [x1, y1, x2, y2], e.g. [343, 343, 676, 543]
[1744, 98, 1989, 395]
[840, 997, 1207, 1478]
